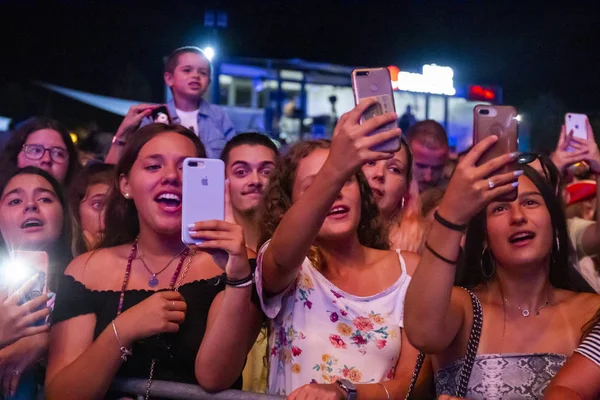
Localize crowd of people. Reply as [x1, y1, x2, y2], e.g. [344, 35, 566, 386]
[0, 46, 599, 400]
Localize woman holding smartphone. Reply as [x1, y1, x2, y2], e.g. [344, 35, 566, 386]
[0, 166, 72, 398]
[404, 138, 600, 399]
[46, 124, 262, 399]
[257, 99, 423, 399]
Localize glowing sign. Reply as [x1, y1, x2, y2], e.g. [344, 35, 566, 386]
[388, 64, 456, 96]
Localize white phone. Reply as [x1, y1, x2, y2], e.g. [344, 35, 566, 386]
[565, 113, 589, 152]
[181, 158, 225, 245]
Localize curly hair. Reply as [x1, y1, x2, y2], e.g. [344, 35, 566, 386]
[258, 140, 389, 268]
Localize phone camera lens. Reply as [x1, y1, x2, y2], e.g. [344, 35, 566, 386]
[479, 109, 490, 115]
[189, 161, 198, 167]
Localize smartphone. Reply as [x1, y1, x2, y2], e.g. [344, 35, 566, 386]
[565, 113, 589, 152]
[351, 68, 400, 152]
[181, 158, 225, 245]
[151, 105, 172, 124]
[1, 251, 50, 324]
[473, 105, 519, 201]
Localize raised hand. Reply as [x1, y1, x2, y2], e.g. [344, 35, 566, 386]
[114, 104, 158, 140]
[437, 136, 522, 226]
[188, 181, 251, 280]
[326, 98, 400, 176]
[551, 125, 589, 174]
[116, 291, 187, 344]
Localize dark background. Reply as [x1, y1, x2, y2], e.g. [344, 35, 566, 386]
[1, 0, 598, 151]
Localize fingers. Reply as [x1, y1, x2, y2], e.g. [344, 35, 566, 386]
[167, 300, 187, 313]
[586, 117, 594, 137]
[357, 112, 398, 137]
[164, 322, 181, 334]
[18, 292, 51, 316]
[159, 291, 185, 301]
[557, 125, 567, 149]
[18, 307, 50, 328]
[474, 151, 519, 178]
[478, 170, 522, 192]
[6, 274, 40, 306]
[224, 180, 235, 224]
[131, 104, 158, 114]
[348, 97, 380, 122]
[166, 311, 186, 324]
[361, 127, 402, 149]
[485, 178, 520, 202]
[188, 220, 234, 232]
[332, 113, 351, 137]
[19, 323, 50, 338]
[189, 230, 231, 241]
[195, 240, 236, 252]
[462, 135, 499, 166]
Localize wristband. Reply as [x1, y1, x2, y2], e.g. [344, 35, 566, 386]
[434, 210, 467, 232]
[225, 272, 254, 288]
[425, 242, 458, 265]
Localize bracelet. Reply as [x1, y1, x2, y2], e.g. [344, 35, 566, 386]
[225, 272, 254, 288]
[112, 136, 127, 146]
[377, 382, 390, 400]
[425, 241, 458, 265]
[434, 210, 467, 232]
[111, 320, 133, 362]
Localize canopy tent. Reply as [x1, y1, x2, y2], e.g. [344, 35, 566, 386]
[35, 82, 144, 116]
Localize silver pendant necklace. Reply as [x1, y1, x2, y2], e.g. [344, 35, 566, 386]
[138, 247, 187, 288]
[503, 297, 549, 317]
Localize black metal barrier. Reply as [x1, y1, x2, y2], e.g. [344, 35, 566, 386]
[110, 379, 285, 400]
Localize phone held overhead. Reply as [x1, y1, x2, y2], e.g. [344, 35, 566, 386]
[351, 67, 400, 152]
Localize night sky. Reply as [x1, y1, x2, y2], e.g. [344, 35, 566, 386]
[2, 0, 599, 139]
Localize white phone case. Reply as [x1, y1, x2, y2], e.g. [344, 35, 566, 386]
[181, 158, 225, 245]
[565, 113, 589, 152]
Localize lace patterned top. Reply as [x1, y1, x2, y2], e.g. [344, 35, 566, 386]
[435, 353, 568, 399]
[256, 241, 411, 396]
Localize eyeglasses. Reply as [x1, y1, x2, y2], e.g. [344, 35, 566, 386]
[21, 144, 68, 164]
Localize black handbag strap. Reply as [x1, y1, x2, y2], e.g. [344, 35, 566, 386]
[404, 288, 483, 399]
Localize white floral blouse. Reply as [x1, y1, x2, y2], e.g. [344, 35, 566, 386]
[256, 241, 411, 395]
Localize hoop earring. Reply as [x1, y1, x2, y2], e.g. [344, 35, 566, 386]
[481, 246, 496, 279]
[555, 231, 560, 253]
[401, 197, 405, 210]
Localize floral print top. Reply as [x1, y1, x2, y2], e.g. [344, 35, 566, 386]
[256, 241, 411, 395]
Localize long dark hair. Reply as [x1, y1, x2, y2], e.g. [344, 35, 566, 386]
[0, 117, 80, 186]
[259, 140, 389, 268]
[99, 124, 206, 248]
[0, 167, 73, 288]
[458, 165, 575, 290]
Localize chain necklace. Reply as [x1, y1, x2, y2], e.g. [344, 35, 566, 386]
[137, 246, 187, 288]
[117, 238, 195, 400]
[503, 297, 550, 317]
